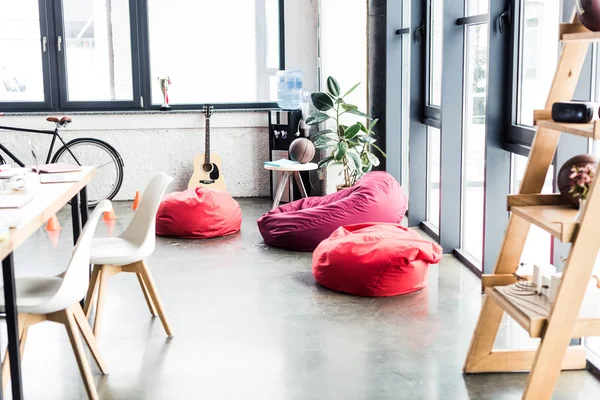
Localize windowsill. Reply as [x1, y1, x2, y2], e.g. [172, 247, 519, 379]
[0, 108, 278, 130]
[0, 107, 279, 117]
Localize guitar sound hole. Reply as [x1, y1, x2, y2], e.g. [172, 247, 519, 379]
[202, 163, 213, 173]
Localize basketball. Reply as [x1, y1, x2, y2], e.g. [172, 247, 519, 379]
[577, 0, 600, 32]
[557, 154, 598, 205]
[289, 138, 315, 164]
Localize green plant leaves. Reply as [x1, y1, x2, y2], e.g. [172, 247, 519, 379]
[313, 129, 336, 139]
[346, 149, 362, 170]
[344, 123, 361, 139]
[314, 136, 337, 149]
[359, 136, 376, 144]
[334, 141, 348, 161]
[327, 77, 340, 97]
[371, 143, 387, 157]
[317, 156, 333, 168]
[341, 103, 358, 111]
[311, 92, 334, 111]
[343, 108, 370, 118]
[343, 82, 361, 98]
[368, 118, 379, 133]
[367, 152, 380, 167]
[305, 113, 330, 125]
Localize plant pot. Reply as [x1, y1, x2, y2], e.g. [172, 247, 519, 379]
[336, 184, 351, 192]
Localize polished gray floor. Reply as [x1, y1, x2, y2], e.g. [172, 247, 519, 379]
[2, 198, 599, 399]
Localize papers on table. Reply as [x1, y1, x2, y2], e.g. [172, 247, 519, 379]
[264, 159, 299, 167]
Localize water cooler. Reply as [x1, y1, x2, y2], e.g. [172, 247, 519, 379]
[268, 109, 316, 202]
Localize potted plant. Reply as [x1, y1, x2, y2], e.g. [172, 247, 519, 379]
[569, 162, 596, 220]
[305, 76, 386, 190]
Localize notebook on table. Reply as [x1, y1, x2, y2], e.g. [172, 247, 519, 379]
[35, 163, 84, 183]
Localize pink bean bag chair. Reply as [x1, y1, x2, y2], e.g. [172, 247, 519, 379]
[257, 172, 407, 251]
[313, 223, 443, 297]
[156, 187, 242, 239]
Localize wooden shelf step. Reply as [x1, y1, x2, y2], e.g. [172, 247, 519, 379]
[486, 283, 600, 338]
[560, 22, 600, 42]
[533, 110, 600, 140]
[509, 203, 579, 243]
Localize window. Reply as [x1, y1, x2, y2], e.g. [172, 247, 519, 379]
[60, 0, 134, 102]
[0, 0, 45, 102]
[461, 23, 488, 263]
[147, 0, 280, 105]
[427, 126, 441, 229]
[0, 0, 283, 111]
[429, 0, 443, 106]
[517, 0, 560, 126]
[467, 0, 488, 16]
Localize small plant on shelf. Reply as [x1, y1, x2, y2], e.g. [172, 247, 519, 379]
[305, 76, 386, 189]
[569, 163, 596, 202]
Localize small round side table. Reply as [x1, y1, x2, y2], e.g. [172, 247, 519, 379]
[264, 162, 318, 210]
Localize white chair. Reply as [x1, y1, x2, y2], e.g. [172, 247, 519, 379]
[1, 200, 112, 400]
[84, 173, 174, 337]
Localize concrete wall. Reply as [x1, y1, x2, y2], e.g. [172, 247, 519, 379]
[0, 0, 319, 200]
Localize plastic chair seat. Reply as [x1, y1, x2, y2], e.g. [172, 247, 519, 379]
[90, 237, 149, 266]
[0, 276, 68, 314]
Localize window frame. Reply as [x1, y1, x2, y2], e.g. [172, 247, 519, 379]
[504, 0, 562, 156]
[424, 0, 441, 125]
[0, 0, 286, 112]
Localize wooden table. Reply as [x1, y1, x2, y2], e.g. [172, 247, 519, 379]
[0, 166, 94, 400]
[264, 162, 318, 209]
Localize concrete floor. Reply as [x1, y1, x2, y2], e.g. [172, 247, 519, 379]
[2, 198, 600, 399]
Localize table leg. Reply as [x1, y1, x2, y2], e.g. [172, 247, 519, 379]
[272, 171, 290, 210]
[71, 193, 81, 245]
[79, 187, 88, 227]
[293, 171, 308, 198]
[78, 186, 91, 285]
[2, 254, 23, 400]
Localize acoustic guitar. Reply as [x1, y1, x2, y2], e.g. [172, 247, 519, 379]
[188, 105, 227, 191]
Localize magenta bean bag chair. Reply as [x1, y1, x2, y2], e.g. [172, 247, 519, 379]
[312, 223, 443, 297]
[156, 187, 242, 239]
[257, 172, 407, 251]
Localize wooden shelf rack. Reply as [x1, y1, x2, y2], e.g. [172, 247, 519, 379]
[464, 13, 600, 400]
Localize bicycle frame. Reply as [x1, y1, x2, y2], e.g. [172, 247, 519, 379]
[0, 125, 82, 167]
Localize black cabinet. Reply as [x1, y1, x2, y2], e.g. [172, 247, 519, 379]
[268, 110, 315, 202]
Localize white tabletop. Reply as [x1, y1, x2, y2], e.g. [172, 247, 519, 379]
[0, 166, 95, 261]
[263, 162, 318, 172]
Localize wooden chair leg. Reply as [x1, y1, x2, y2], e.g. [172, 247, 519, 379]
[84, 265, 102, 317]
[2, 314, 29, 392]
[139, 261, 173, 336]
[92, 266, 119, 336]
[71, 304, 108, 375]
[136, 272, 157, 316]
[61, 309, 100, 400]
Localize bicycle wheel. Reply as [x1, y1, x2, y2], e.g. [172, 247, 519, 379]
[51, 138, 124, 206]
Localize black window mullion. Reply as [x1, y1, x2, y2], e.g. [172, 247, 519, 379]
[128, 0, 143, 108]
[37, 0, 53, 110]
[137, 0, 151, 110]
[52, 0, 69, 110]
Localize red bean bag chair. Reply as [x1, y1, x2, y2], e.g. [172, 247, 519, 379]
[313, 223, 443, 297]
[156, 187, 242, 238]
[257, 172, 407, 251]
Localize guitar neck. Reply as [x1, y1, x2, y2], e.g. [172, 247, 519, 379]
[204, 113, 211, 164]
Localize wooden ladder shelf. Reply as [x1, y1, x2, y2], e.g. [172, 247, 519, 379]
[463, 17, 600, 400]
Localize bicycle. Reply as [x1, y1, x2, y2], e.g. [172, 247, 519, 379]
[0, 116, 124, 207]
